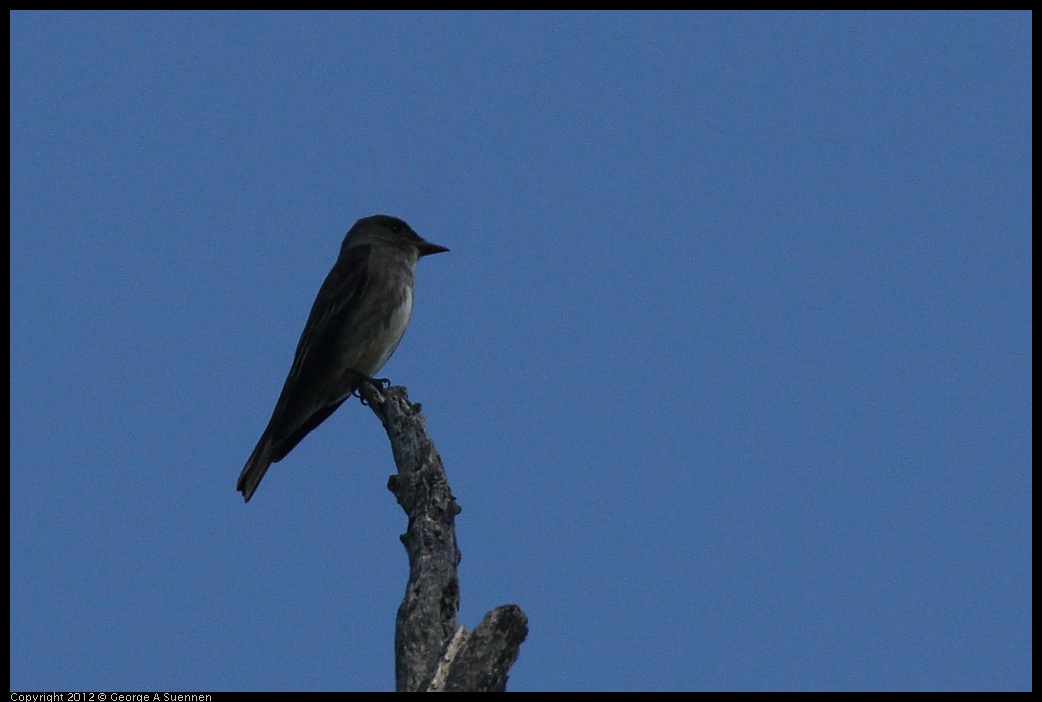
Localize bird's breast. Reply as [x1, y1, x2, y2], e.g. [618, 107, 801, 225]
[342, 284, 413, 379]
[373, 285, 413, 370]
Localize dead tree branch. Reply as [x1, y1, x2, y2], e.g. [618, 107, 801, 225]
[357, 381, 528, 692]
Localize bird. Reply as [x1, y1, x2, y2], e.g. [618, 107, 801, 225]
[237, 214, 448, 502]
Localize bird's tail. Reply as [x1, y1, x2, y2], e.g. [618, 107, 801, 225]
[237, 435, 274, 503]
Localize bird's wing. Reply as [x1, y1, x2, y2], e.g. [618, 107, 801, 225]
[285, 242, 372, 386]
[260, 243, 373, 457]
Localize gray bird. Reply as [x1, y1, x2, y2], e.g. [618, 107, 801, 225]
[238, 215, 448, 502]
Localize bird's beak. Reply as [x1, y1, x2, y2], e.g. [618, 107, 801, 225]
[417, 240, 450, 257]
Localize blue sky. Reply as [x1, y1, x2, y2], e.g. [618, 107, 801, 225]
[10, 11, 1031, 692]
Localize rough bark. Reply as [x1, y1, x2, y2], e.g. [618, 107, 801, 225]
[357, 381, 528, 692]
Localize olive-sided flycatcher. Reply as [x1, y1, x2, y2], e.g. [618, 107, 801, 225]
[237, 215, 448, 502]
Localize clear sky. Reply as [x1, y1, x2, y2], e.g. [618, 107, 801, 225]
[10, 11, 1031, 692]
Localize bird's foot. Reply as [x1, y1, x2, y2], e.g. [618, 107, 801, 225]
[350, 370, 391, 405]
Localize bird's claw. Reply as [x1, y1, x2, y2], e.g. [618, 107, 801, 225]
[351, 371, 391, 405]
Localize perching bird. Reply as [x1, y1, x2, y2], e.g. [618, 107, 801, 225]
[237, 215, 448, 502]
